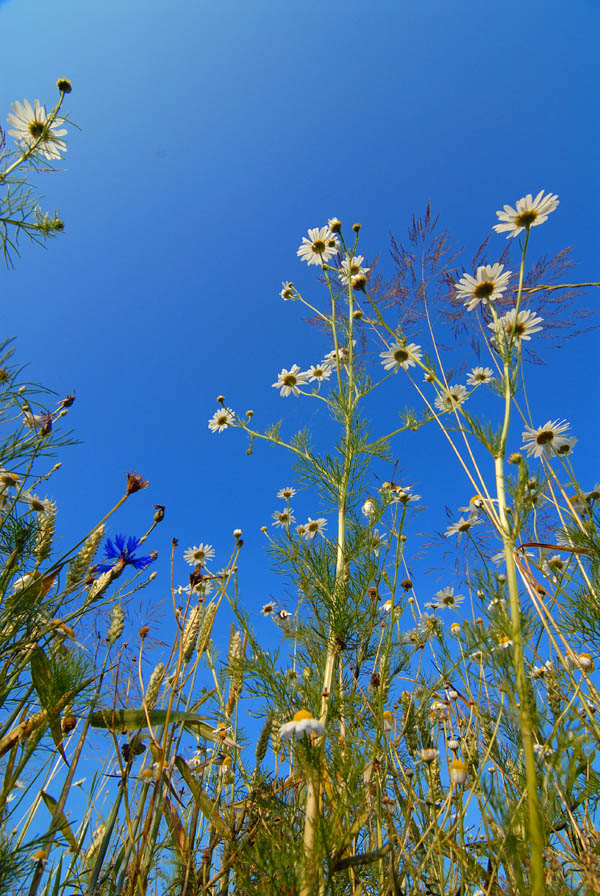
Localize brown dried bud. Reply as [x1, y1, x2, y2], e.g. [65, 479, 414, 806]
[153, 504, 165, 523]
[352, 309, 363, 319]
[126, 471, 149, 495]
[352, 222, 361, 233]
[56, 78, 72, 93]
[139, 626, 150, 639]
[367, 586, 378, 601]
[61, 713, 77, 733]
[401, 578, 413, 591]
[61, 392, 75, 408]
[370, 672, 381, 689]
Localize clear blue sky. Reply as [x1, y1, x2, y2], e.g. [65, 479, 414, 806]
[1, 0, 599, 655]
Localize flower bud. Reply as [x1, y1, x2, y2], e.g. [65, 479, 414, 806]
[233, 528, 242, 538]
[328, 217, 342, 234]
[56, 78, 72, 93]
[352, 222, 361, 233]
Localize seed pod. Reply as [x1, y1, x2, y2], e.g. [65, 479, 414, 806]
[106, 603, 125, 645]
[145, 662, 165, 709]
[66, 525, 105, 590]
[255, 717, 272, 765]
[35, 502, 56, 563]
[182, 605, 202, 664]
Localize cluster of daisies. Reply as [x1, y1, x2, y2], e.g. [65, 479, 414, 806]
[292, 219, 370, 289]
[272, 344, 355, 398]
[270, 486, 327, 540]
[456, 191, 558, 330]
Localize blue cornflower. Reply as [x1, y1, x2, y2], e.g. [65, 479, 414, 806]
[96, 534, 154, 573]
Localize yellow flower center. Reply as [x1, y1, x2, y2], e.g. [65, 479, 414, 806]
[293, 709, 313, 722]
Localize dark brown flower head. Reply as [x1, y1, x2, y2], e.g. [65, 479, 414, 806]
[126, 471, 149, 495]
[351, 273, 367, 291]
[189, 565, 205, 588]
[56, 78, 72, 94]
[352, 222, 361, 233]
[370, 672, 381, 689]
[153, 504, 165, 523]
[139, 626, 150, 639]
[61, 392, 75, 408]
[367, 586, 378, 601]
[401, 578, 413, 591]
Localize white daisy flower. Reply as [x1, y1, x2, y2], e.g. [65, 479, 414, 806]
[338, 255, 369, 285]
[183, 543, 215, 567]
[556, 437, 577, 456]
[303, 517, 327, 540]
[434, 384, 468, 413]
[383, 483, 421, 504]
[208, 408, 235, 433]
[444, 517, 479, 539]
[280, 281, 295, 300]
[307, 362, 333, 382]
[522, 420, 572, 458]
[490, 308, 543, 342]
[455, 264, 511, 311]
[585, 484, 600, 504]
[280, 709, 325, 741]
[272, 508, 295, 528]
[272, 365, 310, 397]
[379, 600, 393, 614]
[493, 190, 559, 239]
[277, 486, 296, 500]
[7, 98, 68, 160]
[380, 341, 422, 372]
[466, 366, 494, 386]
[261, 600, 276, 616]
[434, 587, 464, 610]
[297, 226, 339, 266]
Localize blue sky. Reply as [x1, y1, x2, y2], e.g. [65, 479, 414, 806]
[1, 0, 599, 658]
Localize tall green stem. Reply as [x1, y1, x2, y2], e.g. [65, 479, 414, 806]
[494, 227, 545, 895]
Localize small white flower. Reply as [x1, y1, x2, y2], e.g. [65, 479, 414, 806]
[380, 341, 422, 372]
[379, 600, 394, 614]
[277, 609, 292, 622]
[362, 499, 376, 518]
[272, 508, 295, 528]
[272, 365, 310, 397]
[522, 420, 572, 458]
[73, 778, 87, 787]
[338, 255, 369, 285]
[297, 226, 339, 266]
[303, 517, 327, 540]
[434, 384, 468, 413]
[449, 759, 468, 785]
[489, 308, 543, 342]
[183, 543, 215, 567]
[277, 486, 296, 500]
[307, 362, 333, 382]
[494, 190, 559, 239]
[280, 709, 325, 741]
[444, 517, 479, 539]
[434, 587, 464, 610]
[585, 483, 600, 504]
[280, 281, 295, 300]
[533, 744, 554, 759]
[7, 98, 68, 160]
[208, 408, 235, 433]
[466, 366, 494, 386]
[496, 636, 513, 650]
[261, 600, 276, 616]
[455, 264, 512, 311]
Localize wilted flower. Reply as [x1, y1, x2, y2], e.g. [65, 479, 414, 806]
[280, 281, 295, 300]
[419, 748, 440, 763]
[280, 709, 325, 740]
[382, 710, 394, 732]
[362, 499, 376, 518]
[449, 759, 468, 786]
